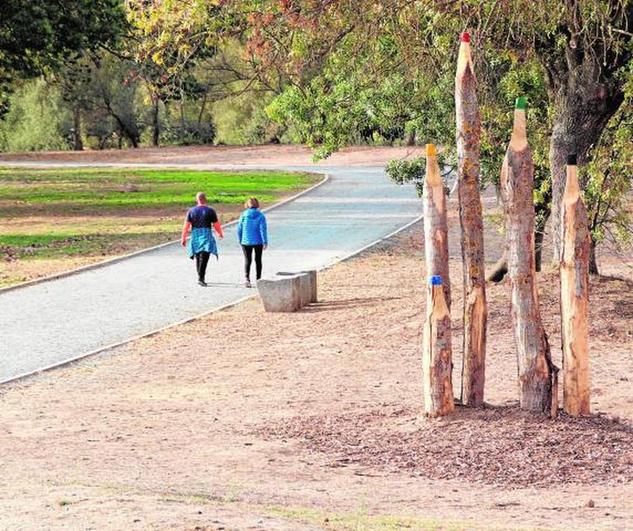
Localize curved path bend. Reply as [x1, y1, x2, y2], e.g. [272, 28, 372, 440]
[0, 163, 422, 383]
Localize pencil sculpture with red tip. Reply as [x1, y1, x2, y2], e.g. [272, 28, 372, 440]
[560, 154, 591, 416]
[455, 31, 487, 407]
[422, 143, 454, 416]
[501, 97, 558, 416]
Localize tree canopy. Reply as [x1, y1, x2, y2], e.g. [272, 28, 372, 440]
[0, 0, 126, 76]
[0, 0, 126, 112]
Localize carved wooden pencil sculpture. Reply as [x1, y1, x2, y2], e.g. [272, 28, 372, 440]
[560, 154, 591, 416]
[455, 31, 487, 407]
[422, 143, 453, 416]
[423, 143, 450, 306]
[423, 275, 454, 417]
[502, 97, 558, 416]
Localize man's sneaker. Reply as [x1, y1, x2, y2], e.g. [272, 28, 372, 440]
[198, 280, 208, 287]
[245, 280, 252, 288]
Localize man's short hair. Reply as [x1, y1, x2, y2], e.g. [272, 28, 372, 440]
[196, 192, 207, 203]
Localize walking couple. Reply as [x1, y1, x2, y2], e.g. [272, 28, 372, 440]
[181, 192, 268, 287]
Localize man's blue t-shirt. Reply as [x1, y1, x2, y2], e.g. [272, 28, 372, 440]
[186, 205, 218, 228]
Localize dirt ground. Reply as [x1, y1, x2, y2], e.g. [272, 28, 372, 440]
[1, 192, 632, 529]
[0, 144, 426, 167]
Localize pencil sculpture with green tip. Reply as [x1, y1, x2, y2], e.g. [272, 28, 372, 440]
[455, 31, 487, 408]
[422, 143, 454, 416]
[502, 97, 558, 416]
[560, 154, 591, 416]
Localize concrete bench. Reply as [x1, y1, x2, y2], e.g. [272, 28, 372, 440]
[257, 270, 317, 312]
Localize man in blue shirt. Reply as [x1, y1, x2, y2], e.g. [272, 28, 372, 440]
[181, 192, 224, 286]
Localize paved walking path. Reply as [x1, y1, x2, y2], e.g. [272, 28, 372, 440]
[0, 164, 421, 382]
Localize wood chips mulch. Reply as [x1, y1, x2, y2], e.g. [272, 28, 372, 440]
[257, 404, 633, 488]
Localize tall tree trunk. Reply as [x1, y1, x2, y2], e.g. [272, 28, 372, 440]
[534, 216, 546, 272]
[180, 96, 186, 130]
[455, 32, 486, 407]
[534, 230, 545, 272]
[151, 98, 160, 147]
[423, 143, 450, 306]
[546, 58, 624, 263]
[588, 235, 599, 275]
[422, 143, 453, 417]
[197, 93, 208, 128]
[560, 155, 591, 416]
[503, 99, 558, 416]
[128, 131, 140, 148]
[486, 251, 508, 283]
[72, 106, 83, 151]
[103, 95, 140, 148]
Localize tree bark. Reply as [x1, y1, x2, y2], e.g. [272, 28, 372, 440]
[546, 57, 624, 263]
[151, 97, 160, 147]
[455, 32, 486, 407]
[503, 101, 558, 416]
[534, 220, 545, 272]
[102, 95, 140, 148]
[423, 280, 454, 417]
[486, 251, 507, 283]
[72, 106, 83, 151]
[197, 93, 207, 128]
[589, 235, 599, 275]
[423, 143, 450, 306]
[560, 157, 591, 416]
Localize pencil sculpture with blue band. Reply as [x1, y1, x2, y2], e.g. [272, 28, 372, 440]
[423, 275, 454, 417]
[422, 144, 453, 416]
[423, 143, 450, 305]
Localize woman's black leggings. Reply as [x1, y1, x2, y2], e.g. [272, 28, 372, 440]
[241, 244, 263, 280]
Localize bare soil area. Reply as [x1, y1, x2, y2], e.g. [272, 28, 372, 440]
[0, 202, 631, 529]
[0, 144, 426, 167]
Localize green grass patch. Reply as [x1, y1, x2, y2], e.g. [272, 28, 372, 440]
[0, 168, 314, 212]
[0, 167, 317, 265]
[267, 505, 475, 530]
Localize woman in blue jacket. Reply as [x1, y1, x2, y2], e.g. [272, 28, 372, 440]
[236, 197, 268, 287]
